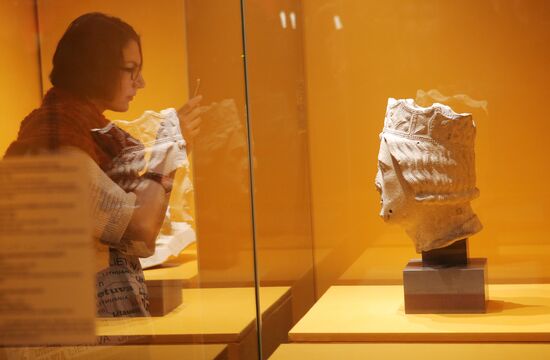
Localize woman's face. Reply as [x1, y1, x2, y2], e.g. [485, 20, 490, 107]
[103, 40, 145, 112]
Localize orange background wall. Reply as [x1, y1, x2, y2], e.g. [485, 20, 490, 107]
[0, 0, 42, 156]
[302, 0, 550, 295]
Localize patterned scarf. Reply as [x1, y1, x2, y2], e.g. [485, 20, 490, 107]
[4, 87, 143, 175]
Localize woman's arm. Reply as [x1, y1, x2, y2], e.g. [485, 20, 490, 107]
[120, 171, 173, 256]
[59, 146, 171, 258]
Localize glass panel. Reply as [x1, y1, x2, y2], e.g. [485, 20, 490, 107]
[0, 0, 261, 359]
[242, 0, 316, 357]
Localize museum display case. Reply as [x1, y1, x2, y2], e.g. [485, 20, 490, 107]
[1, 0, 550, 359]
[243, 0, 550, 356]
[245, 0, 550, 354]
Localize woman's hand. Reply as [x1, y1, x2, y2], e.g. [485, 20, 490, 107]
[177, 95, 203, 151]
[107, 148, 146, 192]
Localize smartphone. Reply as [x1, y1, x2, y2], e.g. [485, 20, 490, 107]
[193, 78, 201, 97]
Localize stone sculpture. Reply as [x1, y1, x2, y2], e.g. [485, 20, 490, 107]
[375, 98, 482, 252]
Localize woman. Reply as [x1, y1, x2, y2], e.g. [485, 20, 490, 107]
[4, 13, 201, 317]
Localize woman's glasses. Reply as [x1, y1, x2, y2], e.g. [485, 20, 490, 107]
[120, 65, 142, 81]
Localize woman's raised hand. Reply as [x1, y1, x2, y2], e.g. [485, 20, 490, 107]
[177, 95, 203, 150]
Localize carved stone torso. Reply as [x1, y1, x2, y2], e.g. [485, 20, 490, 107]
[375, 98, 482, 252]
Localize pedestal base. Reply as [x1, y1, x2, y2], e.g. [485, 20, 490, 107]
[422, 239, 468, 266]
[403, 258, 488, 314]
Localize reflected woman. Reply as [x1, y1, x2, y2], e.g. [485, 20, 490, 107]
[4, 13, 201, 317]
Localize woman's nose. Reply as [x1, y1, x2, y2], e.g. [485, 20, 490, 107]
[136, 73, 146, 89]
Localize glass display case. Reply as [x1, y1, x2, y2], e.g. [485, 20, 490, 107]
[1, 0, 550, 359]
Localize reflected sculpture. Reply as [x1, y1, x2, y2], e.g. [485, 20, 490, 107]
[375, 98, 482, 252]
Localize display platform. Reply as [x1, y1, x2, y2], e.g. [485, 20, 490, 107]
[96, 287, 291, 360]
[0, 344, 227, 360]
[270, 343, 550, 360]
[289, 284, 550, 342]
[186, 247, 317, 323]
